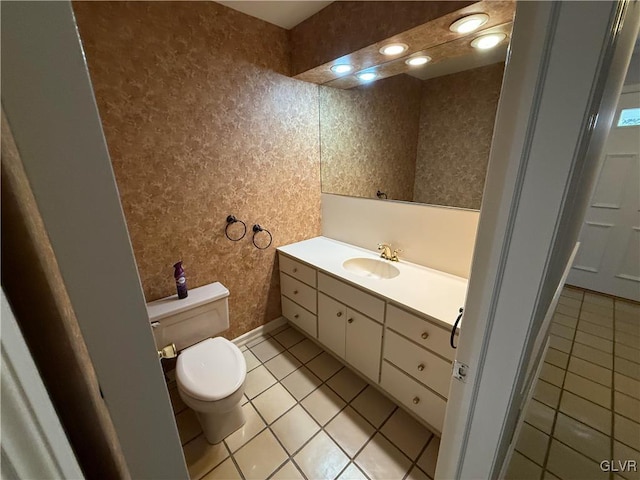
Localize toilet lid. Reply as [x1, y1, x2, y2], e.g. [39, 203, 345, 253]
[176, 337, 246, 402]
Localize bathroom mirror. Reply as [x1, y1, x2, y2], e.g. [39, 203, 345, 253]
[319, 48, 507, 210]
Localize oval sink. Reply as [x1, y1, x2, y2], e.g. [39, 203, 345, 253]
[342, 257, 400, 280]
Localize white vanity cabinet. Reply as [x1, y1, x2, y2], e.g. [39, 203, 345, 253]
[279, 257, 318, 337]
[381, 305, 455, 432]
[318, 292, 383, 383]
[317, 272, 385, 382]
[277, 243, 462, 435]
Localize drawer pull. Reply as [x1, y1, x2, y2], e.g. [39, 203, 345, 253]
[421, 332, 429, 340]
[337, 311, 343, 317]
[348, 318, 354, 324]
[413, 397, 420, 405]
[293, 290, 299, 295]
[417, 364, 425, 371]
[293, 267, 298, 273]
[294, 314, 299, 319]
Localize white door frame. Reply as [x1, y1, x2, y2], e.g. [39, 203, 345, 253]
[1, 289, 84, 480]
[437, 1, 639, 479]
[1, 2, 188, 478]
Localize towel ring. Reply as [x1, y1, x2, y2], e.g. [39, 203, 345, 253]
[252, 224, 273, 250]
[225, 215, 246, 241]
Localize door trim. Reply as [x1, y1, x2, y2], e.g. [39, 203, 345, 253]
[437, 1, 639, 478]
[1, 2, 188, 478]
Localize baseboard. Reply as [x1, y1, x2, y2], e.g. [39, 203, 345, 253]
[232, 317, 288, 348]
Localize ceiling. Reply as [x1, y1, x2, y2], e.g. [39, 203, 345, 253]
[216, 0, 511, 84]
[215, 1, 332, 29]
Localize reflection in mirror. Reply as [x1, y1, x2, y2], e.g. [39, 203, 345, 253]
[320, 48, 507, 210]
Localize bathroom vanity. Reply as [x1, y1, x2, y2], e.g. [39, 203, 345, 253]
[277, 236, 467, 434]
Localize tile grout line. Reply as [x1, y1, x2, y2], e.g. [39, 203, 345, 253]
[243, 330, 368, 479]
[278, 323, 444, 465]
[404, 433, 436, 480]
[246, 393, 308, 480]
[542, 338, 639, 405]
[195, 326, 312, 480]
[226, 441, 246, 480]
[540, 289, 583, 479]
[237, 328, 324, 480]
[266, 365, 364, 479]
[250, 327, 432, 480]
[177, 293, 634, 480]
[191, 330, 290, 480]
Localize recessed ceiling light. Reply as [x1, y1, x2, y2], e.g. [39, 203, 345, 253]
[379, 43, 408, 56]
[450, 13, 489, 34]
[471, 33, 507, 50]
[405, 55, 431, 66]
[330, 64, 354, 74]
[357, 72, 377, 82]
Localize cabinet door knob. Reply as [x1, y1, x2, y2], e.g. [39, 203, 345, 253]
[337, 311, 343, 317]
[421, 332, 429, 340]
[348, 318, 354, 324]
[293, 290, 299, 295]
[413, 397, 420, 405]
[417, 364, 425, 371]
[294, 314, 299, 319]
[293, 268, 298, 273]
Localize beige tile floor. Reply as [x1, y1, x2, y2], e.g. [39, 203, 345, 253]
[505, 287, 640, 480]
[170, 326, 438, 480]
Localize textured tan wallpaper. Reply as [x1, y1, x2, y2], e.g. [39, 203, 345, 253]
[414, 63, 505, 209]
[290, 1, 473, 76]
[320, 75, 422, 202]
[73, 1, 321, 340]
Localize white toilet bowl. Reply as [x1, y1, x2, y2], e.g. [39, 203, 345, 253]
[176, 337, 247, 444]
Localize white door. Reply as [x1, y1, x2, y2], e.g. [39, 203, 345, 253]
[568, 86, 640, 301]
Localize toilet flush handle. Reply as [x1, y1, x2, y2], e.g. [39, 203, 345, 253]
[158, 343, 177, 360]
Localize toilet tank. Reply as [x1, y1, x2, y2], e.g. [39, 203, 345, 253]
[146, 282, 230, 351]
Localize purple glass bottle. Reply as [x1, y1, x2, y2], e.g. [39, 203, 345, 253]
[173, 261, 188, 299]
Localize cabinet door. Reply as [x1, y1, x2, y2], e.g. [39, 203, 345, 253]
[318, 293, 346, 358]
[345, 309, 382, 382]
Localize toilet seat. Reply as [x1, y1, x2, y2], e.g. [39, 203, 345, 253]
[176, 337, 246, 402]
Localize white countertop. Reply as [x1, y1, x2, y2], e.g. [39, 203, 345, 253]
[277, 237, 468, 329]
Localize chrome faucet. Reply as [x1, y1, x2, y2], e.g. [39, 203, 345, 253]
[378, 243, 402, 262]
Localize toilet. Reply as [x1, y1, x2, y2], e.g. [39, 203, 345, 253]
[146, 282, 246, 444]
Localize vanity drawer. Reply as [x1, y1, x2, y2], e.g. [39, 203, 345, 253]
[318, 272, 384, 322]
[282, 296, 317, 338]
[386, 304, 454, 361]
[381, 361, 447, 433]
[279, 254, 316, 288]
[281, 273, 317, 314]
[384, 330, 452, 398]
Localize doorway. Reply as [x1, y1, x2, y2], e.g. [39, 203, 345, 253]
[568, 82, 640, 302]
